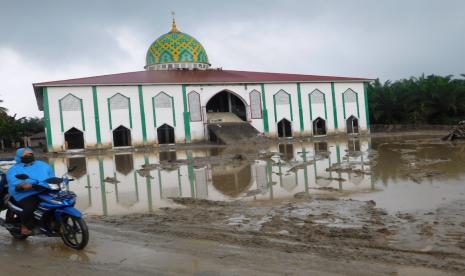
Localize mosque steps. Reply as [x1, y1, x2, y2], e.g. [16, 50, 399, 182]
[207, 122, 259, 144]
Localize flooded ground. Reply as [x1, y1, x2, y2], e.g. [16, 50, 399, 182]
[1, 133, 465, 275]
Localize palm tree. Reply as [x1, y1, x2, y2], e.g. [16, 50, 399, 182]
[0, 99, 7, 114]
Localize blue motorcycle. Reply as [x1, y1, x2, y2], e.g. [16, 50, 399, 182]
[0, 169, 89, 250]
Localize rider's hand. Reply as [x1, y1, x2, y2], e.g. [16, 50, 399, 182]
[17, 183, 33, 191]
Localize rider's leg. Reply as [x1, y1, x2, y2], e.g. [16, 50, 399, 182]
[18, 195, 39, 234]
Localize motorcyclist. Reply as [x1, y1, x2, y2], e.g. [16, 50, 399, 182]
[6, 148, 54, 235]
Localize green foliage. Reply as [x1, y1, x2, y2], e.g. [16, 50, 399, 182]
[368, 74, 465, 125]
[0, 100, 44, 144]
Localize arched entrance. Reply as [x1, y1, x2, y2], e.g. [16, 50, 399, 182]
[157, 124, 175, 144]
[313, 117, 327, 136]
[113, 125, 131, 147]
[206, 91, 247, 121]
[346, 116, 359, 134]
[277, 118, 292, 137]
[64, 127, 84, 150]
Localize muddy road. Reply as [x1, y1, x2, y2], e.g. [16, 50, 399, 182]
[1, 132, 465, 275]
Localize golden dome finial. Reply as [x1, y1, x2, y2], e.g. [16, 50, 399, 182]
[171, 11, 178, 32]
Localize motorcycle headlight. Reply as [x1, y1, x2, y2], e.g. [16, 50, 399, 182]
[48, 184, 60, 190]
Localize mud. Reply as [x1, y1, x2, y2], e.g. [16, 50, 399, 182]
[2, 131, 465, 275]
[91, 196, 465, 274]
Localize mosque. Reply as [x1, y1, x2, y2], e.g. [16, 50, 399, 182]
[33, 18, 372, 152]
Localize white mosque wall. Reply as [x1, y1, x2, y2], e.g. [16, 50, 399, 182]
[333, 82, 368, 134]
[44, 81, 369, 151]
[139, 85, 186, 144]
[47, 86, 96, 151]
[185, 84, 264, 142]
[300, 83, 335, 135]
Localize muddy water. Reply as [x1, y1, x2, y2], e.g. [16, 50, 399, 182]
[47, 135, 465, 216]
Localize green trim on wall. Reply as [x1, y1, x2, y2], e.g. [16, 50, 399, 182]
[323, 93, 328, 120]
[92, 86, 102, 145]
[42, 87, 53, 151]
[108, 93, 132, 130]
[151, 97, 157, 127]
[138, 85, 147, 143]
[152, 92, 177, 128]
[342, 89, 361, 119]
[107, 98, 112, 130]
[273, 94, 277, 122]
[273, 90, 293, 122]
[297, 83, 304, 132]
[289, 93, 294, 121]
[308, 93, 314, 121]
[330, 82, 338, 130]
[128, 97, 133, 128]
[58, 94, 86, 132]
[171, 96, 176, 127]
[59, 99, 64, 132]
[364, 82, 371, 130]
[260, 84, 269, 133]
[308, 89, 328, 122]
[342, 93, 347, 119]
[80, 99, 86, 131]
[182, 84, 191, 142]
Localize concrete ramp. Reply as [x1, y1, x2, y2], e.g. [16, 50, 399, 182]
[207, 122, 259, 144]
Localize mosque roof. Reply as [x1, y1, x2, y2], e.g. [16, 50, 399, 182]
[33, 70, 373, 110]
[145, 17, 209, 68]
[34, 69, 372, 87]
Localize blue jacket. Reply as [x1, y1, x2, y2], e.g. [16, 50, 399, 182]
[6, 149, 54, 201]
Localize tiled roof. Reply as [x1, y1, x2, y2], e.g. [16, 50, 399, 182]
[33, 69, 372, 87]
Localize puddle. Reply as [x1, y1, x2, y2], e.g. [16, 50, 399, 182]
[38, 136, 465, 216]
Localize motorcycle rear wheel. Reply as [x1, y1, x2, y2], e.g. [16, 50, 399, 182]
[5, 210, 28, 240]
[60, 215, 89, 250]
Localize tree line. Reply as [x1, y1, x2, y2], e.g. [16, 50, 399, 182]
[0, 100, 44, 150]
[368, 74, 465, 125]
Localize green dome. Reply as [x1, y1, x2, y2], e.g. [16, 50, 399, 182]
[145, 21, 210, 70]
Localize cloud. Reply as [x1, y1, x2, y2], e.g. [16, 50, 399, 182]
[0, 0, 464, 117]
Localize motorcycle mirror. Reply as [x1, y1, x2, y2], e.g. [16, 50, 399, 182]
[67, 166, 77, 173]
[15, 174, 29, 180]
[46, 177, 63, 184]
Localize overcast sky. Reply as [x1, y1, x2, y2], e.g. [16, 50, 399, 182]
[1, 0, 464, 117]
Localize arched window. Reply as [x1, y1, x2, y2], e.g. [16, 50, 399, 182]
[310, 89, 325, 104]
[275, 90, 290, 105]
[108, 93, 132, 129]
[249, 90, 262, 119]
[109, 93, 129, 109]
[343, 89, 357, 103]
[154, 92, 172, 108]
[188, 91, 201, 121]
[277, 118, 292, 137]
[61, 94, 81, 111]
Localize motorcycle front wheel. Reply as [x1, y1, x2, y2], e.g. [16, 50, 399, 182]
[60, 214, 89, 250]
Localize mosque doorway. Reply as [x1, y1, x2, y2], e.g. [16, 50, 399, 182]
[312, 117, 327, 136]
[277, 118, 292, 137]
[113, 125, 131, 147]
[346, 116, 359, 134]
[206, 91, 247, 121]
[157, 124, 175, 144]
[64, 127, 84, 150]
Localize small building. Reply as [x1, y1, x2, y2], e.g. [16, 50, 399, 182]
[32, 19, 372, 152]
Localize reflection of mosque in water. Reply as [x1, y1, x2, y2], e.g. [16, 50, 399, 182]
[49, 138, 372, 215]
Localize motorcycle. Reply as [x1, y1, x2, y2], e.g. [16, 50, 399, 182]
[0, 169, 89, 250]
